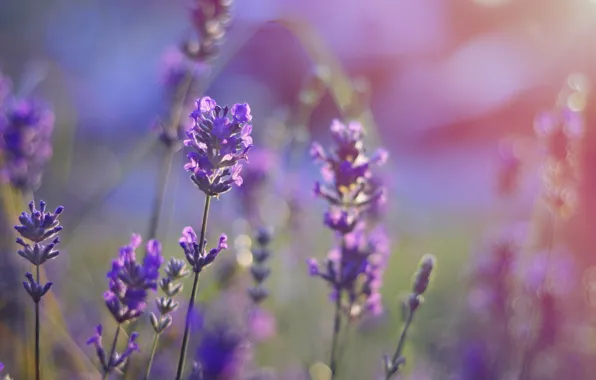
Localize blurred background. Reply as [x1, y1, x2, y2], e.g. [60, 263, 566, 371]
[2, 0, 596, 378]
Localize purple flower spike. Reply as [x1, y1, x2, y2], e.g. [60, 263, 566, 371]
[184, 96, 253, 197]
[179, 226, 228, 273]
[104, 234, 163, 324]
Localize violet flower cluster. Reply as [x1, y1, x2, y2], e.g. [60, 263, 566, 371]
[184, 96, 253, 197]
[86, 325, 140, 375]
[307, 119, 389, 318]
[103, 235, 164, 324]
[15, 201, 64, 302]
[0, 72, 54, 191]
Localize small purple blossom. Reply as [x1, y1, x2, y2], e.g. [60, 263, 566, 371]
[183, 0, 233, 62]
[184, 96, 253, 197]
[104, 234, 164, 323]
[179, 226, 228, 273]
[0, 97, 54, 191]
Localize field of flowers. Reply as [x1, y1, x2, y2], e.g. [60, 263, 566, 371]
[1, 0, 596, 379]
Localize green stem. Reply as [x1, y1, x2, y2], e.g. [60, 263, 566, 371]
[144, 333, 160, 380]
[175, 195, 212, 380]
[329, 285, 342, 378]
[102, 324, 121, 380]
[386, 308, 415, 380]
[146, 149, 175, 241]
[35, 264, 40, 380]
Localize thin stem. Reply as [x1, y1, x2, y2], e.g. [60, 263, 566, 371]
[146, 150, 175, 241]
[35, 264, 40, 380]
[102, 324, 121, 380]
[386, 308, 415, 380]
[144, 333, 160, 380]
[175, 195, 212, 380]
[329, 285, 342, 378]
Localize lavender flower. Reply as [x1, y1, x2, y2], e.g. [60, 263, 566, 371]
[179, 226, 228, 273]
[0, 362, 3, 372]
[151, 258, 189, 334]
[184, 96, 253, 197]
[183, 0, 233, 63]
[86, 325, 140, 374]
[104, 235, 164, 324]
[15, 200, 63, 262]
[0, 97, 54, 191]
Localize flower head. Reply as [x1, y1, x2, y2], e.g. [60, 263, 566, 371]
[184, 97, 253, 197]
[183, 0, 233, 63]
[104, 235, 164, 323]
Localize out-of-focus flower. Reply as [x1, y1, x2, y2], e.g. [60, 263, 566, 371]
[183, 0, 234, 63]
[0, 97, 54, 191]
[247, 307, 276, 343]
[104, 235, 164, 323]
[184, 96, 253, 197]
[193, 321, 252, 380]
[86, 325, 140, 373]
[179, 226, 228, 273]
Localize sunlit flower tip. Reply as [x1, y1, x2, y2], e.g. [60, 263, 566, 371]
[231, 103, 252, 123]
[198, 96, 217, 113]
[306, 258, 319, 276]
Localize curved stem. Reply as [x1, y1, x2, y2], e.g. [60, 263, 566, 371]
[385, 309, 415, 380]
[102, 324, 121, 380]
[329, 285, 342, 378]
[175, 195, 212, 380]
[35, 264, 40, 380]
[143, 333, 160, 380]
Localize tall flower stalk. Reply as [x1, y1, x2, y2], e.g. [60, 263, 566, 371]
[14, 201, 64, 380]
[175, 96, 253, 379]
[307, 120, 387, 377]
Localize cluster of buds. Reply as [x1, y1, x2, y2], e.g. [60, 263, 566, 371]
[150, 258, 190, 334]
[534, 73, 590, 218]
[15, 201, 64, 303]
[247, 227, 273, 305]
[182, 0, 234, 63]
